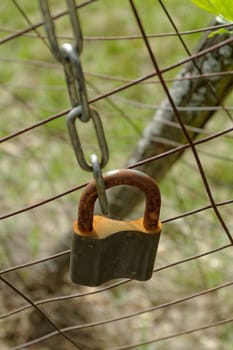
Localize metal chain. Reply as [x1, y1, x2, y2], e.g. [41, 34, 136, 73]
[66, 105, 109, 171]
[90, 154, 109, 215]
[61, 43, 91, 122]
[38, 0, 83, 62]
[39, 0, 109, 213]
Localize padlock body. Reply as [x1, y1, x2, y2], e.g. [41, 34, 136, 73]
[70, 230, 161, 286]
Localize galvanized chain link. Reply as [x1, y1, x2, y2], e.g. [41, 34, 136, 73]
[90, 154, 109, 215]
[39, 0, 109, 213]
[61, 43, 91, 122]
[66, 106, 109, 171]
[39, 0, 83, 62]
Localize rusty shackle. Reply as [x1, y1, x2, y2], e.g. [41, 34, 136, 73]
[77, 169, 161, 233]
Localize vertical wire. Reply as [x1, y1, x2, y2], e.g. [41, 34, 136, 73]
[128, 0, 233, 245]
[0, 278, 84, 350]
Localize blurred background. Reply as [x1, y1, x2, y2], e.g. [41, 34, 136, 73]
[0, 1, 232, 349]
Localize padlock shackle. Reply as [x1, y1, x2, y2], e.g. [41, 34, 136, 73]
[77, 169, 161, 233]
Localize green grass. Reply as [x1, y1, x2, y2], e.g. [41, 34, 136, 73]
[0, 1, 232, 350]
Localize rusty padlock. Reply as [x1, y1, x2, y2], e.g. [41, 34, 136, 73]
[70, 169, 162, 286]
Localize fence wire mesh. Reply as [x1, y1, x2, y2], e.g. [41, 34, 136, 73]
[0, 1, 233, 350]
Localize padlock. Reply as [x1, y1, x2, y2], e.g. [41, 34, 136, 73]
[70, 169, 162, 286]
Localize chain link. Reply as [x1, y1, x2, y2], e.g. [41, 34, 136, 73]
[38, 0, 83, 62]
[39, 0, 86, 114]
[39, 0, 109, 168]
[66, 105, 109, 171]
[90, 154, 109, 216]
[61, 43, 91, 122]
[39, 0, 109, 213]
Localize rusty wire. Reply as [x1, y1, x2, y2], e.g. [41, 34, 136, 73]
[1, 123, 232, 221]
[0, 0, 233, 349]
[0, 35, 233, 147]
[0, 275, 85, 350]
[129, 0, 233, 244]
[111, 317, 233, 350]
[0, 244, 231, 320]
[1, 21, 233, 43]
[4, 281, 233, 350]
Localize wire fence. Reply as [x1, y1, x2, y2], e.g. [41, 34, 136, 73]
[0, 1, 233, 349]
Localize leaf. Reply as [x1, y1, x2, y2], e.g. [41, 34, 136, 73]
[208, 28, 233, 37]
[192, 0, 219, 14]
[192, 0, 233, 23]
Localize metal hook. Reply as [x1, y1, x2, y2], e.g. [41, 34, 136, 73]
[90, 154, 109, 216]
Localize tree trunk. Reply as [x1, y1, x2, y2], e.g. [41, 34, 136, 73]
[107, 21, 233, 219]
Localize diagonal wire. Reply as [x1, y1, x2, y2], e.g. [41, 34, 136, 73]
[12, 0, 49, 49]
[87, 80, 141, 134]
[0, 0, 97, 46]
[1, 21, 233, 43]
[11, 0, 142, 136]
[1, 22, 233, 41]
[0, 4, 232, 349]
[9, 280, 233, 349]
[128, 0, 233, 245]
[0, 250, 70, 275]
[0, 275, 85, 350]
[1, 56, 233, 84]
[158, 0, 233, 122]
[111, 317, 233, 349]
[52, 284, 233, 333]
[1, 34, 233, 145]
[0, 243, 231, 320]
[0, 146, 232, 222]
[0, 126, 232, 221]
[0, 3, 232, 349]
